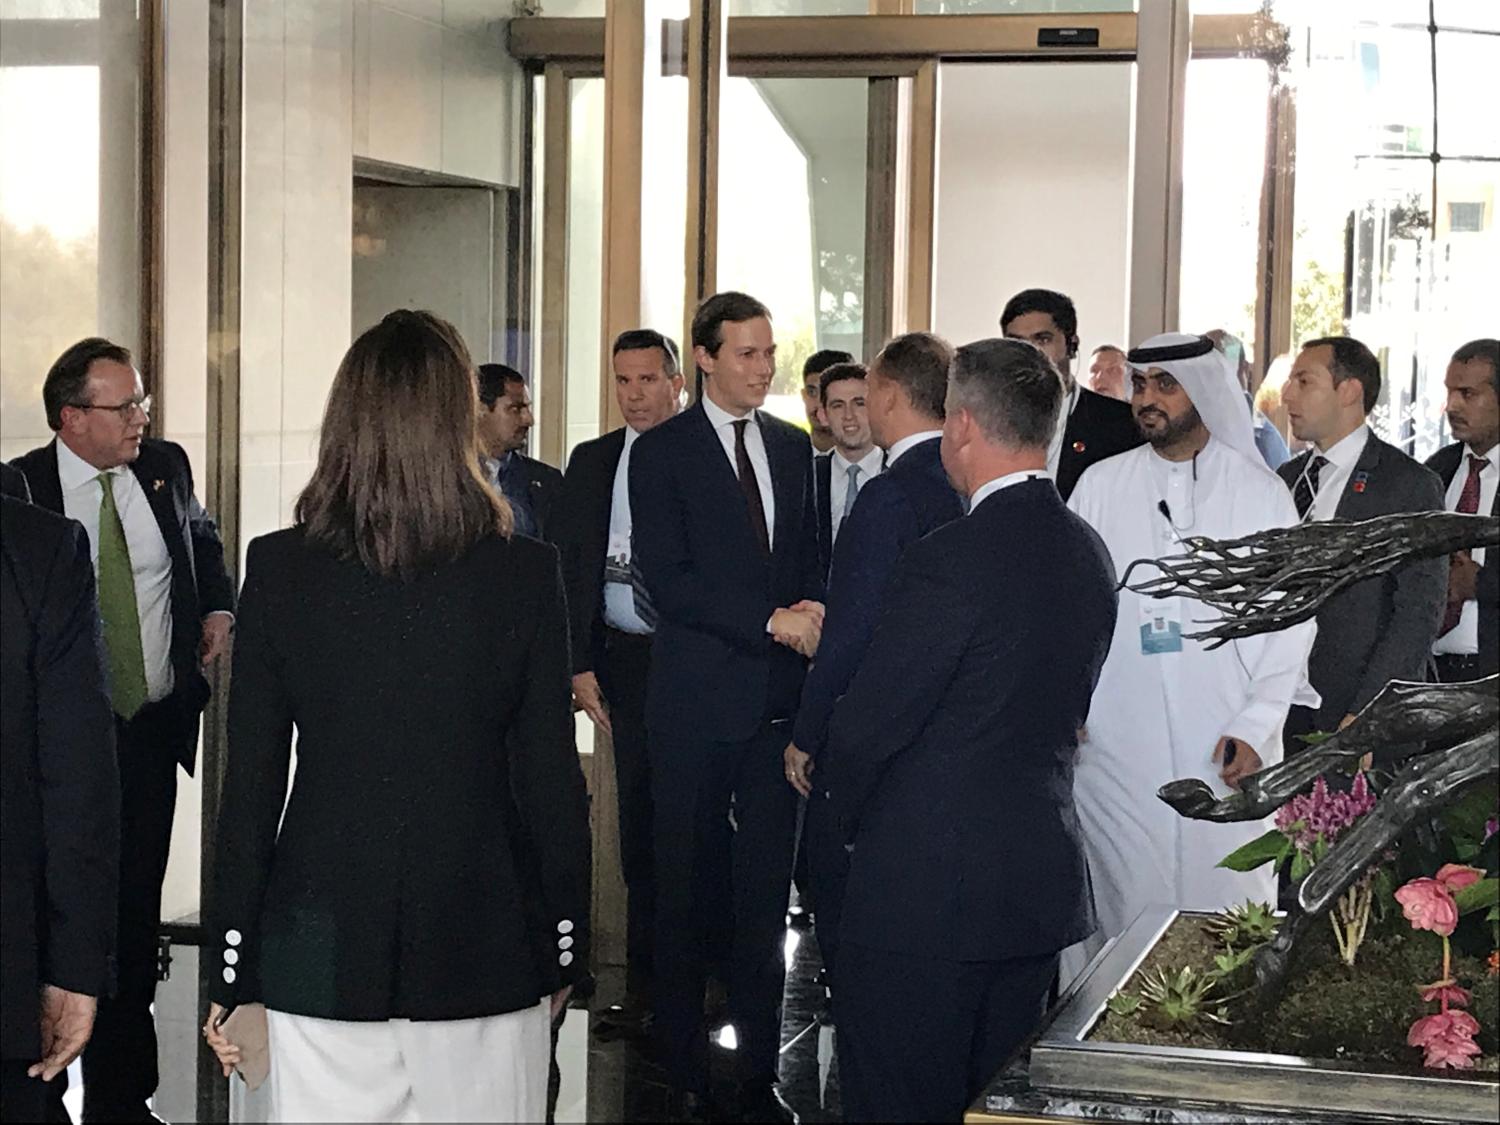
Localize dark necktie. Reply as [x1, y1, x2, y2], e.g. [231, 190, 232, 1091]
[1293, 454, 1329, 521]
[1438, 454, 1489, 636]
[96, 472, 149, 719]
[732, 419, 770, 555]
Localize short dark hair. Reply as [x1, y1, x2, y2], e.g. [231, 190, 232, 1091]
[476, 362, 526, 409]
[872, 332, 953, 421]
[949, 338, 1064, 449]
[1452, 338, 1500, 393]
[1000, 288, 1078, 353]
[613, 329, 681, 376]
[43, 337, 133, 430]
[818, 362, 867, 407]
[804, 349, 854, 383]
[691, 291, 771, 356]
[1301, 335, 1382, 414]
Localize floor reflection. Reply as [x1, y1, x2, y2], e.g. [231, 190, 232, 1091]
[581, 913, 840, 1122]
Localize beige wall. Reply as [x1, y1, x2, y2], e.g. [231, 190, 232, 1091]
[931, 61, 1134, 369]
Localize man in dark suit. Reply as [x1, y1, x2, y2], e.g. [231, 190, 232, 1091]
[630, 292, 824, 1120]
[801, 349, 853, 456]
[553, 328, 685, 1034]
[1428, 338, 1500, 680]
[823, 338, 1117, 1122]
[0, 462, 29, 502]
[11, 337, 235, 1122]
[477, 363, 562, 540]
[785, 332, 963, 990]
[810, 363, 884, 581]
[1, 498, 119, 1124]
[1001, 287, 1142, 499]
[1278, 336, 1446, 740]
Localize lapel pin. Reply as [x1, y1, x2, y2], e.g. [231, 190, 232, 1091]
[1072, 440, 1086, 453]
[1353, 471, 1368, 494]
[153, 479, 165, 492]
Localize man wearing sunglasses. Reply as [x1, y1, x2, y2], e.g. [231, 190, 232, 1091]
[10, 337, 235, 1124]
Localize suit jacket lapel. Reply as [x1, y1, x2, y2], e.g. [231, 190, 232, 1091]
[1333, 434, 1384, 521]
[28, 442, 66, 514]
[761, 413, 799, 557]
[596, 428, 627, 542]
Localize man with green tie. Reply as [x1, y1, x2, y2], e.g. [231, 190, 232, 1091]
[11, 338, 235, 1123]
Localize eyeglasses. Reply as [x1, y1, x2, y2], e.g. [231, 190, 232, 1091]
[68, 395, 152, 419]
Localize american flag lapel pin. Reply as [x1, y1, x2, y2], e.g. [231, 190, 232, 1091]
[1353, 471, 1368, 494]
[1072, 440, 1086, 453]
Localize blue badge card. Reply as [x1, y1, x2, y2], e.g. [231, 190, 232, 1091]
[1139, 598, 1183, 655]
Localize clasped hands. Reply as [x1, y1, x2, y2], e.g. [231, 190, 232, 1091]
[770, 600, 824, 659]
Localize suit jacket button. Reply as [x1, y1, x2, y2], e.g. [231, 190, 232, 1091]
[222, 967, 237, 984]
[559, 951, 574, 967]
[224, 949, 239, 965]
[558, 936, 574, 951]
[557, 920, 574, 935]
[226, 929, 242, 946]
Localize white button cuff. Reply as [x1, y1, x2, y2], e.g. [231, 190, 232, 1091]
[223, 949, 239, 965]
[225, 929, 242, 946]
[222, 967, 237, 984]
[558, 936, 574, 951]
[557, 920, 574, 935]
[559, 951, 574, 967]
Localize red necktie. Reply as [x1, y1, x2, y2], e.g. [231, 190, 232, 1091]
[1438, 454, 1488, 636]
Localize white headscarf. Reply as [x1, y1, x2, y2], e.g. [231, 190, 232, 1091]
[1127, 333, 1274, 478]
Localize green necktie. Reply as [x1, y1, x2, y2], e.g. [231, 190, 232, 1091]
[96, 472, 148, 720]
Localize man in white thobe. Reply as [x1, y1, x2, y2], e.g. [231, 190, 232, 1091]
[1063, 333, 1317, 982]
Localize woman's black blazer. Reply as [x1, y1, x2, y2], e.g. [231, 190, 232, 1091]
[208, 527, 590, 1021]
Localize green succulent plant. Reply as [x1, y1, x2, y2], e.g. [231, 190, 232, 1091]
[1105, 991, 1143, 1018]
[1204, 900, 1278, 950]
[1212, 945, 1257, 977]
[1138, 966, 1227, 1031]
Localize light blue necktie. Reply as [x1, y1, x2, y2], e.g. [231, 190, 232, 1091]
[842, 463, 862, 521]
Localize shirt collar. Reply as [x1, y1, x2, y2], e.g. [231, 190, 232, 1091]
[57, 438, 121, 492]
[885, 429, 943, 466]
[832, 446, 884, 476]
[1315, 422, 1369, 469]
[622, 425, 642, 451]
[968, 468, 1046, 513]
[1464, 443, 1495, 467]
[700, 392, 756, 432]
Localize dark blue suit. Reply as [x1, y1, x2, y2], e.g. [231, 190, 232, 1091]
[792, 436, 962, 983]
[628, 401, 823, 1093]
[823, 477, 1117, 1122]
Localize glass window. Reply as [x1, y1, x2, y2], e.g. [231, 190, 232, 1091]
[1282, 7, 1497, 458]
[915, 1, 1135, 12]
[1178, 58, 1271, 352]
[1, 1, 142, 460]
[566, 77, 605, 462]
[716, 76, 868, 427]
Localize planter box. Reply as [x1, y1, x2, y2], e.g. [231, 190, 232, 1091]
[1026, 905, 1499, 1123]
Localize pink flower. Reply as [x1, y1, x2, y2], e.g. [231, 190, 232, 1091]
[1408, 1010, 1482, 1070]
[1435, 864, 1485, 892]
[1273, 774, 1377, 854]
[1418, 982, 1471, 1007]
[1395, 878, 1460, 937]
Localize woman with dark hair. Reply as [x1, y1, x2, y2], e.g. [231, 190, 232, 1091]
[200, 310, 589, 1122]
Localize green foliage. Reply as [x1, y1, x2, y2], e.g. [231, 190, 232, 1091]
[1105, 991, 1142, 1018]
[1455, 879, 1499, 918]
[1204, 900, 1279, 951]
[1213, 946, 1256, 977]
[1138, 966, 1226, 1032]
[1290, 257, 1345, 346]
[1218, 830, 1292, 874]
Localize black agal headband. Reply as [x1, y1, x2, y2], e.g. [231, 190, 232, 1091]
[1126, 335, 1216, 367]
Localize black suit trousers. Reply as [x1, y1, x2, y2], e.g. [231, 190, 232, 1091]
[597, 629, 657, 997]
[805, 793, 850, 992]
[651, 721, 798, 1093]
[83, 701, 179, 1119]
[836, 941, 1058, 1123]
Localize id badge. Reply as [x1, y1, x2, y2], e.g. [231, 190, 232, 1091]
[1139, 598, 1183, 655]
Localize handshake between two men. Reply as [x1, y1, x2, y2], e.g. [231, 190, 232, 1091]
[769, 600, 824, 659]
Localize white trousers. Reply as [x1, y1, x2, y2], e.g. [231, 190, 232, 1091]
[264, 1001, 550, 1123]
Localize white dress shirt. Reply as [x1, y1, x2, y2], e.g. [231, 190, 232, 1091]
[885, 429, 943, 468]
[57, 439, 176, 702]
[701, 393, 776, 550]
[1434, 443, 1497, 656]
[603, 426, 652, 635]
[969, 468, 1047, 513]
[829, 445, 885, 543]
[1305, 423, 1370, 523]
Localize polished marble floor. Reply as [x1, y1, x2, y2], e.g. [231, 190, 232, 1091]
[576, 915, 841, 1122]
